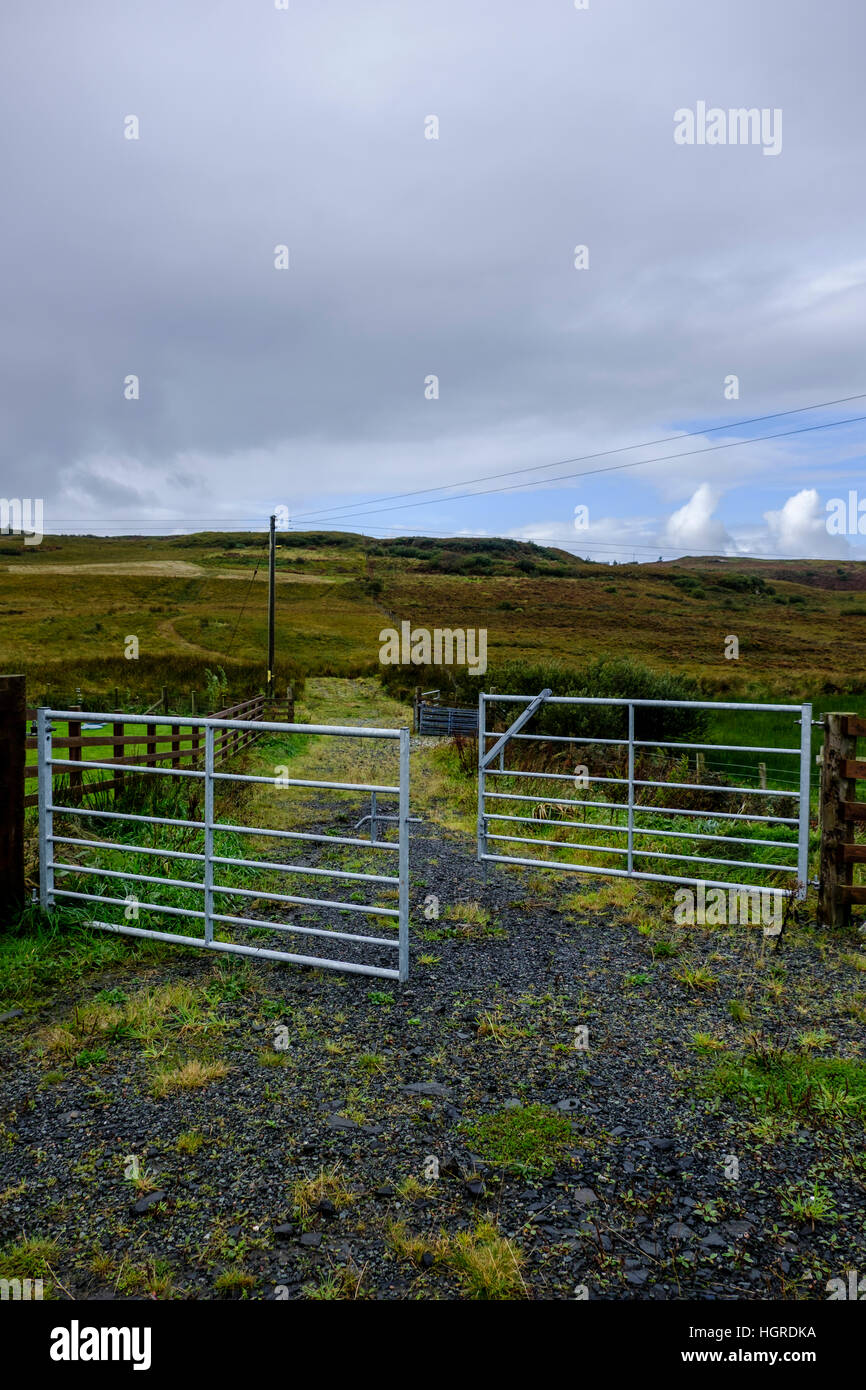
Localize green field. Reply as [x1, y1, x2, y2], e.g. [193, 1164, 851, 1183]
[2, 530, 863, 724]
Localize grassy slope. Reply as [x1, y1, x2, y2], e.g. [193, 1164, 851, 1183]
[1, 531, 863, 707]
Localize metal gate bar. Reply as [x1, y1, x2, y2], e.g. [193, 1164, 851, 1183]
[39, 709, 411, 981]
[478, 692, 812, 898]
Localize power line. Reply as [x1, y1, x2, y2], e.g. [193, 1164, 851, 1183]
[299, 410, 866, 525]
[292, 391, 866, 522]
[29, 513, 864, 564]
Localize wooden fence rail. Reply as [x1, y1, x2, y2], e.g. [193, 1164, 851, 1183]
[21, 692, 294, 809]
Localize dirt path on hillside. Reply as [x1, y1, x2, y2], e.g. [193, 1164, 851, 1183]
[154, 617, 224, 658]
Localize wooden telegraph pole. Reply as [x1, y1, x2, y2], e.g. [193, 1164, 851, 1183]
[267, 514, 276, 698]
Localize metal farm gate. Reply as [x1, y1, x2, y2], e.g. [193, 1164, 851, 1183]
[477, 690, 812, 899]
[38, 709, 410, 981]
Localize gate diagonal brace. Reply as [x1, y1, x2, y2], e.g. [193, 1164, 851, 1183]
[480, 688, 552, 770]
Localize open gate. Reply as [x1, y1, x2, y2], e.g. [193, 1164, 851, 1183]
[38, 709, 411, 980]
[477, 690, 812, 899]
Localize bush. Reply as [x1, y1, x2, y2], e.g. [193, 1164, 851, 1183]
[478, 657, 706, 743]
[380, 655, 707, 744]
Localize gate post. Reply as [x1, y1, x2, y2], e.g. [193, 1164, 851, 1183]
[204, 724, 215, 944]
[37, 705, 55, 912]
[398, 727, 410, 983]
[477, 692, 487, 864]
[818, 712, 854, 928]
[626, 703, 635, 875]
[0, 675, 26, 917]
[797, 702, 812, 899]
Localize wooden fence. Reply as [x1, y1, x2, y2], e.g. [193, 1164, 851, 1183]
[0, 677, 295, 914]
[818, 712, 866, 929]
[22, 692, 293, 809]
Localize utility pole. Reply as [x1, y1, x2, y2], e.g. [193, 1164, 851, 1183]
[267, 514, 276, 697]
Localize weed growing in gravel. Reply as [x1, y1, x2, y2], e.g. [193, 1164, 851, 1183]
[648, 937, 680, 960]
[258, 1049, 290, 1067]
[702, 1047, 866, 1126]
[151, 1059, 229, 1096]
[797, 1029, 835, 1050]
[691, 1032, 727, 1053]
[355, 1053, 386, 1076]
[461, 1104, 573, 1177]
[214, 1269, 257, 1296]
[749, 1112, 799, 1144]
[302, 1263, 369, 1300]
[780, 1180, 838, 1227]
[387, 1218, 526, 1299]
[675, 964, 718, 992]
[444, 901, 489, 926]
[0, 1236, 60, 1280]
[292, 1167, 355, 1225]
[123, 1162, 161, 1196]
[176, 1130, 205, 1155]
[476, 1008, 527, 1045]
[35, 982, 227, 1063]
[449, 1219, 526, 1300]
[421, 901, 505, 942]
[396, 1175, 435, 1200]
[386, 1221, 447, 1267]
[624, 971, 654, 989]
[115, 1257, 174, 1298]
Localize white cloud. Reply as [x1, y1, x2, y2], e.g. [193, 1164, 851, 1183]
[663, 484, 731, 552]
[760, 488, 849, 558]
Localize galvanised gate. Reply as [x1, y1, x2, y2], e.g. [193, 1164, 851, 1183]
[477, 691, 812, 899]
[38, 709, 410, 981]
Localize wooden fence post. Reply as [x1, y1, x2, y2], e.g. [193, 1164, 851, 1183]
[68, 718, 83, 805]
[112, 718, 126, 796]
[0, 675, 26, 917]
[758, 761, 767, 790]
[819, 713, 856, 929]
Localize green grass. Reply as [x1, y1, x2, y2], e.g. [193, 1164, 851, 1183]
[461, 1104, 573, 1176]
[702, 1049, 866, 1125]
[0, 905, 175, 1009]
[5, 532, 866, 715]
[0, 1236, 60, 1279]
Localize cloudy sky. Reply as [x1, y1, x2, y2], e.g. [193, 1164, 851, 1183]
[2, 0, 865, 560]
